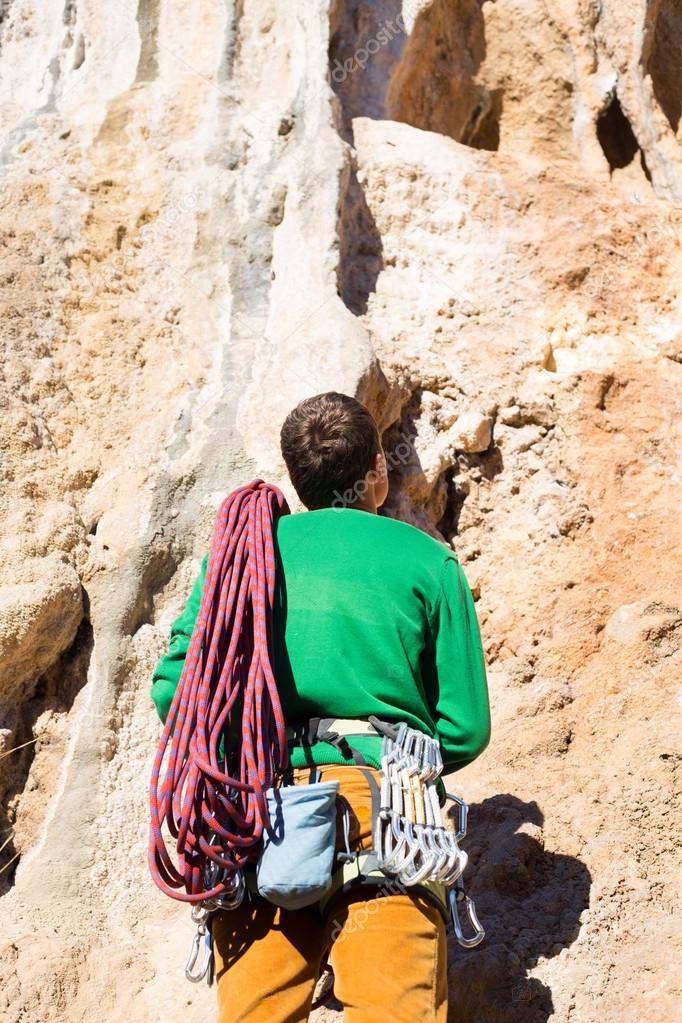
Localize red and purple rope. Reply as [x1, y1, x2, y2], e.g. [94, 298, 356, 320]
[148, 479, 291, 902]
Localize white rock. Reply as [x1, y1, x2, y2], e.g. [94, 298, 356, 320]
[451, 410, 493, 453]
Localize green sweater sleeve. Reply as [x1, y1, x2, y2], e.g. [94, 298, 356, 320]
[424, 555, 491, 774]
[150, 553, 208, 724]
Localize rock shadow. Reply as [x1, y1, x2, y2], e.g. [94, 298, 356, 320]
[447, 794, 591, 1022]
[336, 161, 384, 317]
[0, 615, 94, 895]
[329, 0, 499, 151]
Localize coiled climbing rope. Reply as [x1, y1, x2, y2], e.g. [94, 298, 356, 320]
[148, 479, 291, 902]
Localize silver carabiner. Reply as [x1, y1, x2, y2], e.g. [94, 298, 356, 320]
[379, 810, 409, 871]
[185, 919, 213, 983]
[432, 740, 443, 778]
[411, 733, 425, 775]
[401, 826, 439, 884]
[190, 902, 210, 924]
[213, 869, 246, 910]
[423, 826, 449, 879]
[394, 818, 422, 878]
[448, 880, 485, 948]
[441, 843, 468, 887]
[422, 737, 437, 781]
[445, 792, 468, 841]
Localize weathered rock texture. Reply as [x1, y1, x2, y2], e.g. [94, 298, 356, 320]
[1, 2, 680, 1022]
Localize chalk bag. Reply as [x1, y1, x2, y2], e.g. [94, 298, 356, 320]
[255, 780, 340, 910]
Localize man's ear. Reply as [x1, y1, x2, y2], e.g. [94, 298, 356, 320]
[372, 448, 389, 509]
[373, 449, 388, 481]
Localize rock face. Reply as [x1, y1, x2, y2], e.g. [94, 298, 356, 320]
[1, 2, 680, 1022]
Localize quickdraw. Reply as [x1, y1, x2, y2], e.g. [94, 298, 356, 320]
[367, 715, 484, 946]
[370, 716, 468, 888]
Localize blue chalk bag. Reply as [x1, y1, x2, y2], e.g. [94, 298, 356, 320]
[255, 780, 340, 910]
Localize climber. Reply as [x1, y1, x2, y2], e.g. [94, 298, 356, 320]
[150, 390, 491, 1022]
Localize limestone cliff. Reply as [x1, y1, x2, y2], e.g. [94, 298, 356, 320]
[1, 2, 680, 1021]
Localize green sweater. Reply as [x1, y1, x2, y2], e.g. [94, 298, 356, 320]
[150, 507, 490, 779]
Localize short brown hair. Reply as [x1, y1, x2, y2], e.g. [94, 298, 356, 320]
[280, 392, 381, 509]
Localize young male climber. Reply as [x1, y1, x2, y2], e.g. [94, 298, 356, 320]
[150, 390, 491, 1023]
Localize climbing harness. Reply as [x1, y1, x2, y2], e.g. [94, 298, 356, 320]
[278, 715, 484, 947]
[308, 716, 485, 947]
[147, 480, 291, 979]
[305, 716, 484, 1009]
[183, 714, 485, 987]
[185, 722, 485, 986]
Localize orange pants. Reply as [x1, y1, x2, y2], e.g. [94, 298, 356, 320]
[212, 764, 449, 1023]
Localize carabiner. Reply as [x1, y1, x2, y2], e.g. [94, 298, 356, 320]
[442, 845, 468, 887]
[445, 792, 468, 841]
[411, 733, 425, 774]
[401, 825, 439, 884]
[448, 880, 485, 948]
[214, 869, 246, 910]
[185, 919, 213, 983]
[379, 811, 409, 871]
[422, 827, 449, 879]
[394, 818, 422, 878]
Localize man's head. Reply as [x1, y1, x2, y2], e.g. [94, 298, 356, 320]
[280, 392, 389, 512]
